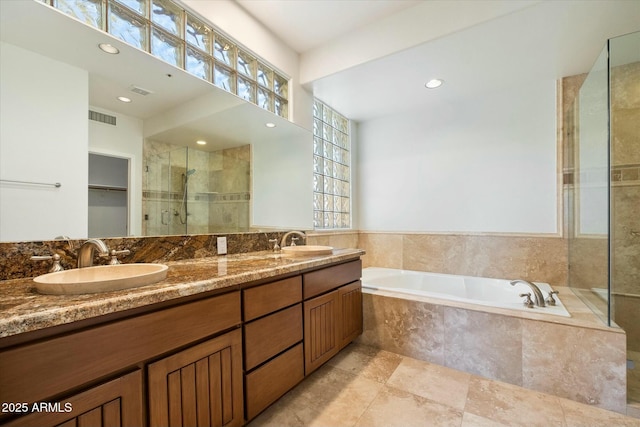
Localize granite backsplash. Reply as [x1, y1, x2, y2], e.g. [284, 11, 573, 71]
[0, 232, 289, 281]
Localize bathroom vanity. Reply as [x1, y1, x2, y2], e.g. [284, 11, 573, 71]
[0, 250, 363, 426]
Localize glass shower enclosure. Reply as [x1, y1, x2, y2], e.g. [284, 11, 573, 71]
[142, 144, 251, 236]
[567, 30, 640, 406]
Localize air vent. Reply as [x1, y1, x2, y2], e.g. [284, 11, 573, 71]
[130, 85, 153, 96]
[88, 110, 116, 126]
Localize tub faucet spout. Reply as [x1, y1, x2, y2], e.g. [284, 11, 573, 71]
[510, 280, 545, 307]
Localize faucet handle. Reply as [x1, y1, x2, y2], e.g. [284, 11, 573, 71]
[519, 293, 534, 308]
[268, 239, 281, 252]
[545, 290, 559, 306]
[291, 236, 299, 246]
[108, 249, 131, 265]
[31, 253, 64, 272]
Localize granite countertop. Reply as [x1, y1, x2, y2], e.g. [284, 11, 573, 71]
[0, 248, 364, 339]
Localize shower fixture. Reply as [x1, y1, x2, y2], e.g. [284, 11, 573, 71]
[179, 169, 196, 224]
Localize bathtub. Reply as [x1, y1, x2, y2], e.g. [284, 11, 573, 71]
[361, 267, 570, 317]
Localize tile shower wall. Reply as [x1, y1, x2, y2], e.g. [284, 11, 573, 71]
[611, 61, 640, 353]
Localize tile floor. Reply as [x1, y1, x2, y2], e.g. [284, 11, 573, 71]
[248, 343, 640, 427]
[629, 350, 640, 404]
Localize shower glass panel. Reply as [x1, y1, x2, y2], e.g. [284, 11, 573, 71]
[568, 30, 640, 406]
[609, 31, 640, 404]
[568, 43, 610, 326]
[143, 147, 188, 236]
[143, 144, 251, 235]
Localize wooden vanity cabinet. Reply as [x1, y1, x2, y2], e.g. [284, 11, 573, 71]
[0, 256, 363, 427]
[303, 260, 363, 375]
[242, 276, 304, 421]
[2, 370, 143, 427]
[0, 291, 242, 427]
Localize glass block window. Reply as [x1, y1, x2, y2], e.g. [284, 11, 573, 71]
[108, 1, 148, 50]
[46, 0, 289, 119]
[313, 100, 351, 229]
[54, 0, 104, 28]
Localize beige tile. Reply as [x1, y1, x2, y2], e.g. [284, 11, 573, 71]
[355, 385, 463, 427]
[327, 343, 403, 383]
[358, 293, 445, 364]
[387, 356, 471, 410]
[461, 412, 510, 427]
[522, 320, 627, 413]
[628, 403, 640, 420]
[306, 232, 359, 250]
[402, 233, 468, 273]
[401, 233, 567, 287]
[627, 350, 640, 404]
[559, 396, 640, 427]
[462, 235, 567, 286]
[358, 233, 403, 269]
[465, 376, 565, 427]
[614, 293, 640, 351]
[249, 364, 383, 427]
[443, 307, 523, 384]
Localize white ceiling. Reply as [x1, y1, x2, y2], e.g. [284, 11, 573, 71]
[238, 0, 640, 122]
[235, 0, 423, 53]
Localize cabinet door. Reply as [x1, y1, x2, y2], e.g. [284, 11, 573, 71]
[3, 370, 143, 427]
[148, 329, 244, 427]
[303, 290, 340, 375]
[339, 281, 363, 349]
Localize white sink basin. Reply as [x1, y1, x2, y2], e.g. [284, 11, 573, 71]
[281, 245, 334, 256]
[34, 263, 169, 295]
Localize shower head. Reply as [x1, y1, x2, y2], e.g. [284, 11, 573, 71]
[186, 169, 196, 176]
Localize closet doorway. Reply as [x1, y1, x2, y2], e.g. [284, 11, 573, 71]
[88, 153, 129, 237]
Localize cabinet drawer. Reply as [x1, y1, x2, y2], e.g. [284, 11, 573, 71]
[303, 260, 362, 299]
[245, 343, 304, 421]
[0, 291, 241, 405]
[243, 276, 302, 321]
[244, 304, 302, 371]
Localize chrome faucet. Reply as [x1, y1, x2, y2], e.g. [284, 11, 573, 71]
[510, 279, 545, 307]
[280, 231, 306, 248]
[77, 238, 110, 268]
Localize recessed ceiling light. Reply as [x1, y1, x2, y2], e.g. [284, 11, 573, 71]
[196, 140, 207, 145]
[117, 96, 132, 103]
[98, 43, 119, 54]
[265, 122, 276, 128]
[425, 79, 444, 89]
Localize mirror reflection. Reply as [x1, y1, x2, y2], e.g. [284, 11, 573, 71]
[142, 142, 251, 236]
[0, 0, 313, 243]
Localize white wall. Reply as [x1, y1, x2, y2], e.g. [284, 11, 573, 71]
[356, 80, 558, 234]
[89, 106, 144, 236]
[0, 42, 88, 241]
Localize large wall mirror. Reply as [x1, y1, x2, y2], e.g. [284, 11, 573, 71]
[0, 0, 313, 242]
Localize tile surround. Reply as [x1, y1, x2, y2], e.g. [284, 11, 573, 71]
[358, 232, 568, 286]
[358, 290, 628, 413]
